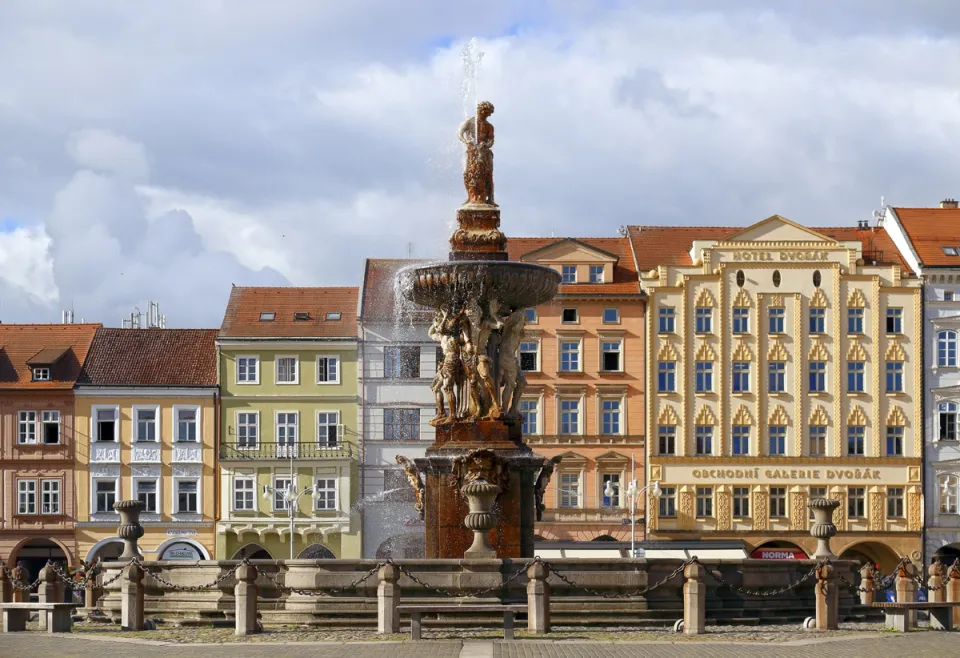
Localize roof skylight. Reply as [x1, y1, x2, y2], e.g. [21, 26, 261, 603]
[259, 312, 276, 321]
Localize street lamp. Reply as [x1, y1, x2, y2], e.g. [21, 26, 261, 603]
[263, 479, 319, 560]
[603, 452, 661, 558]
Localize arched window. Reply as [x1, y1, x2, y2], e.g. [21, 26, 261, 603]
[940, 474, 959, 515]
[938, 330, 958, 367]
[940, 402, 959, 442]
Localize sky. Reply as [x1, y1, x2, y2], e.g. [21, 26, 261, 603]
[1, 1, 959, 327]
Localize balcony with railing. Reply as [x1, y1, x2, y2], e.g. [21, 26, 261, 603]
[219, 441, 356, 460]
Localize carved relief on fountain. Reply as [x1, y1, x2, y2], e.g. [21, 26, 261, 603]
[395, 456, 425, 520]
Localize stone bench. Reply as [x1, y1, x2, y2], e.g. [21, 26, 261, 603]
[0, 603, 78, 633]
[871, 601, 960, 632]
[397, 604, 527, 640]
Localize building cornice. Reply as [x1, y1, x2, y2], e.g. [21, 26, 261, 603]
[74, 387, 217, 398]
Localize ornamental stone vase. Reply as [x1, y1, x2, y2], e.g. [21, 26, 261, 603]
[114, 500, 146, 560]
[462, 480, 501, 558]
[808, 497, 841, 559]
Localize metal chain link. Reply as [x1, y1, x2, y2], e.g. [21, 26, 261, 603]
[147, 561, 244, 592]
[253, 561, 388, 597]
[697, 557, 821, 597]
[50, 560, 104, 592]
[392, 559, 536, 598]
[544, 558, 693, 599]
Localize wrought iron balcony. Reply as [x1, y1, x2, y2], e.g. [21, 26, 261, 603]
[219, 441, 356, 460]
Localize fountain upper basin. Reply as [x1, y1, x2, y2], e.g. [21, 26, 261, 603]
[398, 260, 560, 310]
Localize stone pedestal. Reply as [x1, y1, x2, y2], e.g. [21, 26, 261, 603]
[947, 561, 960, 627]
[928, 559, 944, 604]
[121, 563, 145, 631]
[377, 564, 400, 634]
[234, 563, 260, 636]
[37, 564, 58, 630]
[11, 565, 28, 603]
[449, 205, 506, 261]
[858, 564, 875, 605]
[417, 421, 542, 559]
[0, 568, 11, 603]
[683, 562, 706, 635]
[526, 562, 550, 634]
[895, 561, 918, 629]
[815, 563, 838, 631]
[114, 500, 146, 560]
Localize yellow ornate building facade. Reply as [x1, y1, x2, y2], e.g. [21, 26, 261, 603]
[628, 217, 922, 570]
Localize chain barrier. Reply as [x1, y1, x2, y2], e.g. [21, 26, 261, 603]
[253, 561, 389, 597]
[391, 559, 535, 598]
[50, 560, 104, 593]
[543, 557, 693, 599]
[147, 560, 245, 592]
[695, 557, 822, 597]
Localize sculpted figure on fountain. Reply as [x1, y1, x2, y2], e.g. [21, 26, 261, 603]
[458, 101, 496, 206]
[498, 307, 527, 419]
[429, 307, 463, 426]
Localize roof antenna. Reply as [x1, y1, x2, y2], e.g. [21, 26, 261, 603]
[407, 242, 413, 258]
[872, 195, 886, 227]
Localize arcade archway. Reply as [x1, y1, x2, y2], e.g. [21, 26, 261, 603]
[839, 541, 901, 573]
[934, 543, 960, 565]
[231, 543, 272, 560]
[297, 544, 336, 559]
[750, 541, 808, 560]
[8, 539, 70, 590]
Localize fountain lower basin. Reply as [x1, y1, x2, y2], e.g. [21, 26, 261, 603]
[397, 260, 560, 310]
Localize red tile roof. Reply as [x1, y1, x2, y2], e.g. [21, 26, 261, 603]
[79, 328, 217, 387]
[0, 324, 100, 390]
[360, 259, 431, 321]
[627, 225, 912, 274]
[891, 207, 960, 267]
[508, 237, 642, 296]
[219, 287, 359, 338]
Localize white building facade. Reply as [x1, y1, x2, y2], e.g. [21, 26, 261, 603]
[358, 259, 436, 558]
[884, 201, 960, 563]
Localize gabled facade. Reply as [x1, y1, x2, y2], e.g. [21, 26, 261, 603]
[0, 323, 99, 576]
[74, 328, 218, 562]
[883, 200, 960, 563]
[509, 237, 646, 542]
[217, 287, 361, 560]
[630, 217, 922, 571]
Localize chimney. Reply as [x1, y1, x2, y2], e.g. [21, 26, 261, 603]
[857, 219, 870, 231]
[941, 198, 958, 209]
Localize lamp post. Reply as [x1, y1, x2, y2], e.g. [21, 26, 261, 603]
[603, 452, 661, 558]
[263, 451, 319, 560]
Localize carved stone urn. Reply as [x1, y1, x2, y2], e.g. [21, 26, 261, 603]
[114, 500, 146, 560]
[462, 480, 501, 558]
[808, 497, 841, 559]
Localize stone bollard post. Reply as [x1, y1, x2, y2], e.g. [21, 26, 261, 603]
[526, 560, 550, 634]
[683, 561, 706, 635]
[11, 564, 28, 603]
[895, 560, 918, 630]
[377, 563, 400, 634]
[815, 563, 838, 631]
[234, 562, 260, 636]
[120, 562, 145, 631]
[84, 579, 97, 610]
[947, 560, 960, 627]
[37, 563, 58, 631]
[0, 566, 11, 603]
[928, 558, 944, 604]
[858, 564, 875, 605]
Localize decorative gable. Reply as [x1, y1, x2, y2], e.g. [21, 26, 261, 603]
[886, 341, 906, 361]
[719, 215, 838, 244]
[733, 289, 752, 308]
[768, 340, 788, 362]
[809, 405, 829, 426]
[695, 341, 716, 361]
[695, 405, 716, 426]
[658, 341, 679, 361]
[658, 406, 679, 425]
[732, 340, 753, 361]
[810, 288, 828, 308]
[808, 340, 829, 361]
[732, 404, 753, 426]
[695, 288, 715, 308]
[769, 405, 789, 426]
[848, 406, 868, 427]
[848, 288, 867, 309]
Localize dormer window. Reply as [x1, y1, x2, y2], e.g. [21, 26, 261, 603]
[561, 265, 577, 284]
[325, 312, 342, 321]
[294, 312, 310, 321]
[943, 247, 959, 256]
[259, 312, 276, 321]
[589, 265, 604, 283]
[32, 367, 50, 382]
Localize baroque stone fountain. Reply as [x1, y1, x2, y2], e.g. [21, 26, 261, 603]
[395, 102, 561, 558]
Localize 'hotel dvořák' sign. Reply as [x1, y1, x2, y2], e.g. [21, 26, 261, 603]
[729, 250, 830, 262]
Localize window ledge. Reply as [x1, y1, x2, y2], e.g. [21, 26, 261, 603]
[656, 391, 677, 397]
[808, 391, 827, 397]
[732, 392, 752, 397]
[558, 370, 584, 376]
[694, 331, 713, 336]
[768, 391, 789, 398]
[846, 391, 866, 398]
[694, 391, 714, 397]
[885, 392, 905, 398]
[657, 332, 675, 337]
[599, 370, 625, 376]
[846, 334, 863, 340]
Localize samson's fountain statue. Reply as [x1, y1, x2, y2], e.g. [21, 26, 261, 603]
[396, 102, 562, 558]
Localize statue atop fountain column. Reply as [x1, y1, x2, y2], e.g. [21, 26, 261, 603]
[458, 101, 496, 206]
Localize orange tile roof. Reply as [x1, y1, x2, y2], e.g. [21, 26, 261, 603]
[508, 237, 642, 296]
[219, 287, 359, 339]
[360, 258, 431, 321]
[0, 324, 100, 389]
[891, 207, 960, 267]
[627, 225, 912, 274]
[79, 328, 218, 387]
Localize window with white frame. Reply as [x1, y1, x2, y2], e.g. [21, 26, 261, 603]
[809, 308, 825, 334]
[520, 341, 539, 372]
[558, 472, 580, 508]
[176, 479, 199, 513]
[601, 399, 621, 435]
[847, 361, 865, 392]
[589, 265, 604, 283]
[600, 340, 622, 372]
[658, 360, 676, 392]
[695, 425, 713, 455]
[658, 307, 675, 333]
[809, 425, 827, 457]
[277, 412, 299, 449]
[768, 361, 786, 393]
[41, 479, 60, 514]
[886, 308, 902, 334]
[560, 340, 581, 372]
[41, 411, 60, 444]
[769, 425, 787, 455]
[135, 407, 158, 442]
[520, 399, 539, 435]
[176, 407, 198, 442]
[94, 479, 117, 513]
[136, 479, 158, 513]
[561, 308, 578, 323]
[317, 411, 340, 447]
[938, 330, 958, 367]
[317, 355, 340, 383]
[695, 361, 713, 393]
[768, 307, 785, 334]
[384, 409, 420, 441]
[237, 412, 259, 448]
[314, 478, 338, 511]
[276, 356, 299, 384]
[561, 265, 577, 283]
[602, 308, 619, 323]
[95, 408, 117, 442]
[847, 424, 866, 456]
[524, 308, 538, 324]
[886, 361, 904, 393]
[601, 473, 620, 508]
[886, 425, 904, 456]
[732, 361, 750, 393]
[237, 355, 259, 383]
[695, 307, 712, 334]
[274, 477, 291, 511]
[17, 480, 36, 514]
[847, 308, 864, 334]
[658, 425, 676, 455]
[32, 367, 50, 381]
[809, 361, 826, 392]
[732, 306, 749, 334]
[940, 402, 959, 441]
[940, 474, 959, 514]
[234, 477, 255, 511]
[17, 411, 36, 444]
[559, 399, 580, 434]
[732, 425, 750, 455]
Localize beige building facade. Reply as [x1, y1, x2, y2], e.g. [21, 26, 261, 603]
[629, 217, 922, 570]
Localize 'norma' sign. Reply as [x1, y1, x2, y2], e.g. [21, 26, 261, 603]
[750, 548, 807, 560]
